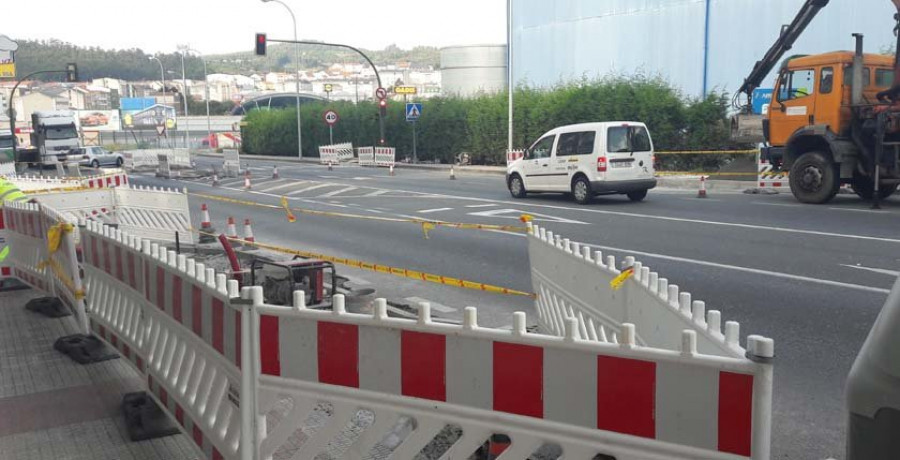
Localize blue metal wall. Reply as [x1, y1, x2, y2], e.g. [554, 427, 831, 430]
[511, 0, 896, 97]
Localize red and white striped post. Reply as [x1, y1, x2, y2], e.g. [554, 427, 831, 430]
[242, 218, 256, 250]
[226, 217, 238, 240]
[199, 204, 216, 243]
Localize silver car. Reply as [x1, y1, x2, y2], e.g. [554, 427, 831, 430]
[75, 146, 124, 168]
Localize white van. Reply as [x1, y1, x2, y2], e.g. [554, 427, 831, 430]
[506, 122, 657, 204]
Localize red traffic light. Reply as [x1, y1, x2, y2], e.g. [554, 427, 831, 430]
[379, 99, 387, 108]
[255, 33, 267, 56]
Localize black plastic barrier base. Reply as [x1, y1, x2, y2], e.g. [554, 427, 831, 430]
[122, 392, 180, 442]
[25, 297, 71, 318]
[53, 334, 119, 364]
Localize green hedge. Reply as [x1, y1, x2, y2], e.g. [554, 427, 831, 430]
[241, 76, 746, 165]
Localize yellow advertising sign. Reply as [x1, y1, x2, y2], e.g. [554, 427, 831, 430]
[0, 62, 14, 79]
[394, 86, 417, 95]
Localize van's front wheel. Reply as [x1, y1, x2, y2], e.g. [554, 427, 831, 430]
[508, 174, 526, 198]
[572, 176, 592, 205]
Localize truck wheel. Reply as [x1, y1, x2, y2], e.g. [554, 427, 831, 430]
[851, 175, 898, 200]
[789, 151, 839, 204]
[508, 174, 526, 198]
[572, 176, 592, 205]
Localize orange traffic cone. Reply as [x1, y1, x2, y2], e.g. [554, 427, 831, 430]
[697, 176, 708, 198]
[272, 165, 279, 179]
[211, 173, 220, 187]
[226, 217, 238, 240]
[243, 218, 256, 250]
[449, 165, 456, 180]
[389, 164, 394, 176]
[199, 204, 216, 243]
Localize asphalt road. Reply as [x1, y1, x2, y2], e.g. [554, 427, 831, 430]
[132, 157, 900, 460]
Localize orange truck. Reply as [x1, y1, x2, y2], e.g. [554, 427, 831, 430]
[734, 0, 900, 205]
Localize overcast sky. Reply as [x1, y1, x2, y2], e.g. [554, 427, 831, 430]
[3, 0, 507, 55]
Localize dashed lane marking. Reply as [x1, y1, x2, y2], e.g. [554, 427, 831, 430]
[364, 190, 390, 197]
[465, 203, 498, 208]
[320, 186, 359, 197]
[417, 208, 454, 214]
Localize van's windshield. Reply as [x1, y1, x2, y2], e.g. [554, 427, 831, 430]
[607, 125, 652, 153]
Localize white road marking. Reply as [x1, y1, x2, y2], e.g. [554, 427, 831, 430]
[828, 207, 888, 214]
[580, 243, 891, 295]
[678, 198, 721, 202]
[752, 202, 802, 208]
[368, 209, 383, 214]
[417, 208, 453, 214]
[364, 190, 390, 197]
[259, 180, 306, 193]
[465, 203, 498, 208]
[468, 208, 587, 224]
[319, 186, 358, 197]
[286, 183, 334, 196]
[217, 179, 245, 187]
[405, 296, 457, 313]
[840, 264, 900, 276]
[352, 177, 372, 181]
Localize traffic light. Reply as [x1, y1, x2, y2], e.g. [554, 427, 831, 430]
[255, 33, 267, 56]
[379, 99, 387, 117]
[65, 63, 78, 82]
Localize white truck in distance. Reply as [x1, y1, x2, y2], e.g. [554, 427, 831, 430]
[19, 111, 80, 167]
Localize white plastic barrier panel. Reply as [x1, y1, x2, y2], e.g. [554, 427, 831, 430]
[318, 145, 338, 165]
[528, 224, 747, 359]
[223, 149, 241, 177]
[374, 146, 396, 167]
[3, 201, 50, 292]
[81, 221, 245, 460]
[335, 142, 354, 162]
[33, 186, 193, 245]
[357, 147, 375, 166]
[122, 149, 191, 171]
[10, 170, 128, 193]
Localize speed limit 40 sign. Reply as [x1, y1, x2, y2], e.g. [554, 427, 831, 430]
[323, 109, 340, 126]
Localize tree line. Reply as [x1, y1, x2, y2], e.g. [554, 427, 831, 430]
[240, 76, 746, 166]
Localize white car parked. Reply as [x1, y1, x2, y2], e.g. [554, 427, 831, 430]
[74, 146, 124, 168]
[506, 122, 657, 204]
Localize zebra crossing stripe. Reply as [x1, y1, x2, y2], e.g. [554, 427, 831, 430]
[319, 186, 359, 197]
[286, 183, 335, 196]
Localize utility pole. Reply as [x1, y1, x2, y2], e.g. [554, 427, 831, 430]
[178, 45, 190, 149]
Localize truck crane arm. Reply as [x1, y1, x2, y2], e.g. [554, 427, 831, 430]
[734, 0, 830, 111]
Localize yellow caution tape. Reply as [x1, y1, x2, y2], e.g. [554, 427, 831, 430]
[655, 149, 759, 155]
[610, 267, 634, 291]
[46, 222, 74, 254]
[23, 185, 93, 195]
[191, 192, 528, 236]
[280, 196, 297, 223]
[37, 255, 85, 300]
[198, 229, 535, 298]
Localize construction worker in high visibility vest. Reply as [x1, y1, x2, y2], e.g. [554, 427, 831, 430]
[0, 178, 29, 266]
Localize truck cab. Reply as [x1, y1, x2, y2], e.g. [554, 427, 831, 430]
[763, 52, 898, 203]
[29, 111, 80, 166]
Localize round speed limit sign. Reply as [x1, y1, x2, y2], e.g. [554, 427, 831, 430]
[323, 109, 340, 126]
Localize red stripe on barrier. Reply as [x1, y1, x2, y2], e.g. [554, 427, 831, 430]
[136, 356, 144, 372]
[212, 449, 224, 460]
[115, 245, 124, 282]
[493, 342, 543, 418]
[317, 322, 358, 387]
[596, 355, 656, 439]
[122, 344, 131, 359]
[260, 315, 280, 375]
[144, 260, 151, 301]
[401, 331, 446, 401]
[175, 405, 184, 426]
[159, 386, 168, 408]
[115, 176, 121, 186]
[172, 276, 182, 322]
[0, 210, 5, 230]
[212, 298, 224, 353]
[103, 241, 112, 274]
[27, 214, 34, 237]
[156, 267, 165, 309]
[718, 371, 754, 456]
[127, 252, 136, 288]
[1, 267, 9, 276]
[192, 425, 203, 447]
[192, 286, 202, 336]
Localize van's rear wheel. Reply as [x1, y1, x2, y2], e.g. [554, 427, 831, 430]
[627, 189, 648, 202]
[789, 151, 839, 204]
[572, 176, 592, 204]
[508, 174, 526, 198]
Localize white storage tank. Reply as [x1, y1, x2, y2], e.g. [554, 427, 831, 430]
[440, 45, 507, 98]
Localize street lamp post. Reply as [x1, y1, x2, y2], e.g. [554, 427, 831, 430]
[148, 56, 170, 146]
[261, 0, 303, 158]
[178, 46, 190, 149]
[188, 48, 212, 149]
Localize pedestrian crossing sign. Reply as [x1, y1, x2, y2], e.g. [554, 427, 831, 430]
[406, 103, 422, 122]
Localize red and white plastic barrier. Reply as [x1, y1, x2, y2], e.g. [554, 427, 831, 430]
[507, 149, 525, 165]
[357, 147, 375, 166]
[374, 146, 396, 167]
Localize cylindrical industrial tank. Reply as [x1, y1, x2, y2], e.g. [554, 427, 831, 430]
[440, 45, 507, 98]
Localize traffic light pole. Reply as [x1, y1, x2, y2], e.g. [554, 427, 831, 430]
[6, 68, 76, 165]
[267, 39, 385, 145]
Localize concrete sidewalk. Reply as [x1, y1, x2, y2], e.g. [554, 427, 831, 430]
[0, 289, 197, 460]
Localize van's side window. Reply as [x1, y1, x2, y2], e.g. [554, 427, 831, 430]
[527, 135, 555, 159]
[557, 131, 596, 156]
[608, 126, 652, 153]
